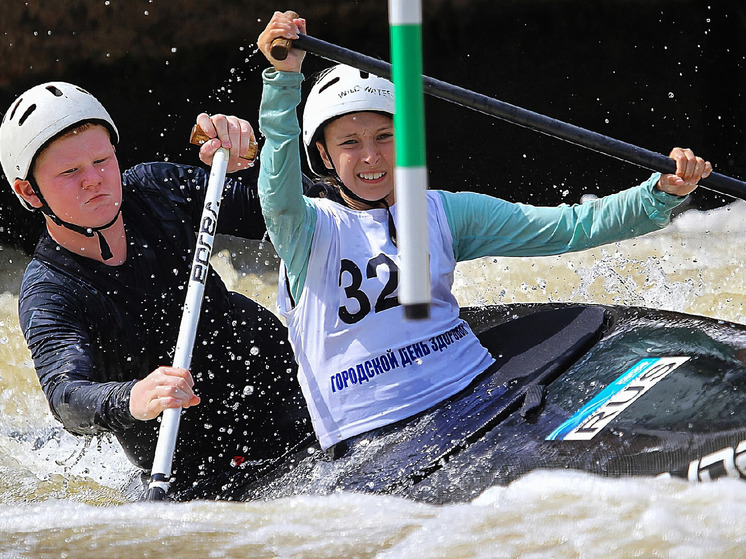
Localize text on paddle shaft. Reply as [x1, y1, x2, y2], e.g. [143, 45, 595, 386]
[191, 202, 218, 284]
[330, 321, 470, 393]
[338, 254, 400, 324]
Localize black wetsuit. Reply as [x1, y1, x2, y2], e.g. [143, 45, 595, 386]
[18, 161, 313, 499]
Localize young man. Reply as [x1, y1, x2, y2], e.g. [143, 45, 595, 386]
[0, 81, 312, 500]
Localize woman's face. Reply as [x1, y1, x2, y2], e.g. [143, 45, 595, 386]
[317, 112, 395, 208]
[30, 124, 122, 228]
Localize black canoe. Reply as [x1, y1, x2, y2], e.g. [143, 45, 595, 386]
[135, 303, 746, 504]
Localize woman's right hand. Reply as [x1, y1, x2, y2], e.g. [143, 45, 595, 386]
[257, 10, 307, 73]
[129, 366, 201, 421]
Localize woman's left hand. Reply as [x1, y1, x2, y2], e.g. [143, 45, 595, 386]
[195, 113, 257, 172]
[657, 147, 712, 196]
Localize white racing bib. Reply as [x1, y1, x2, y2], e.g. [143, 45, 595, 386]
[279, 192, 494, 449]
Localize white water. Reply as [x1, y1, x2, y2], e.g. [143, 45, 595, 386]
[1, 200, 744, 558]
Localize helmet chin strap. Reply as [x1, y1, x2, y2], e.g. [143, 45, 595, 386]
[333, 170, 398, 247]
[29, 176, 120, 261]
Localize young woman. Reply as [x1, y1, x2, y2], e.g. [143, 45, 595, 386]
[0, 81, 312, 499]
[256, 11, 712, 452]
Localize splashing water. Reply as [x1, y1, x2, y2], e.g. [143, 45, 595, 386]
[0, 201, 744, 557]
[453, 200, 746, 324]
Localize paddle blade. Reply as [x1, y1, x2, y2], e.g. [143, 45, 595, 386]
[143, 472, 171, 502]
[144, 486, 168, 501]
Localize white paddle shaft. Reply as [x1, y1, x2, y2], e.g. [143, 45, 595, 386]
[148, 147, 229, 490]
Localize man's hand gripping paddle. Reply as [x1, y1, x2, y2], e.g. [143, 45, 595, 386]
[144, 125, 255, 501]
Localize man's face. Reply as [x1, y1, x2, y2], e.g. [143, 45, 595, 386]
[32, 124, 122, 228]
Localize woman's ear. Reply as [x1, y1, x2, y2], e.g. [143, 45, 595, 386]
[13, 179, 43, 209]
[316, 141, 334, 170]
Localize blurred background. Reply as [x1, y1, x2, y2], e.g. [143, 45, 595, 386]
[1, 0, 744, 253]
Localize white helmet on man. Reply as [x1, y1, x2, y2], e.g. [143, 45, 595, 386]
[0, 81, 119, 210]
[302, 64, 395, 176]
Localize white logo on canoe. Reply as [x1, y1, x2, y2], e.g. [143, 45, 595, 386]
[547, 356, 690, 441]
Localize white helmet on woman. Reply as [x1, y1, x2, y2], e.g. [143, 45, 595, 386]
[0, 81, 119, 210]
[302, 64, 395, 177]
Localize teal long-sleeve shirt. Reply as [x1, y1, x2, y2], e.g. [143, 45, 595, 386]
[258, 69, 686, 304]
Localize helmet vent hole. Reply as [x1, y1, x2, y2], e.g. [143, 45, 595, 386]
[8, 98, 23, 121]
[318, 77, 340, 94]
[359, 71, 369, 79]
[18, 104, 37, 126]
[45, 85, 63, 97]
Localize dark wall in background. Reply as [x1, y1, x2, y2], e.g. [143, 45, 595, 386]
[1, 0, 744, 253]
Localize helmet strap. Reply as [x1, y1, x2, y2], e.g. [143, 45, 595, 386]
[28, 176, 120, 260]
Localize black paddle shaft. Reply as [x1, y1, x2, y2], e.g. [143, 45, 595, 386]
[281, 34, 746, 200]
